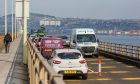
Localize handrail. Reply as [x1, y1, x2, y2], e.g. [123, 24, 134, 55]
[27, 38, 65, 84]
[99, 41, 140, 60]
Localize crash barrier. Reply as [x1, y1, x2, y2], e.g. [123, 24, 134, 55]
[99, 42, 140, 60]
[27, 38, 65, 84]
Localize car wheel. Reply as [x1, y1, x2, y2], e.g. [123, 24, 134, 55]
[82, 74, 88, 80]
[95, 54, 99, 57]
[92, 54, 98, 58]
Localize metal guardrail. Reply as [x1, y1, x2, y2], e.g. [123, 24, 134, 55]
[27, 38, 65, 84]
[99, 42, 140, 60]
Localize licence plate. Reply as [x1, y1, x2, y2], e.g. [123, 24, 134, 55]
[64, 70, 76, 74]
[45, 49, 52, 51]
[85, 53, 92, 55]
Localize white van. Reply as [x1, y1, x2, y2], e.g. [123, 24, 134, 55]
[70, 28, 99, 57]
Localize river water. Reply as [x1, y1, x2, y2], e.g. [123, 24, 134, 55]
[97, 35, 140, 46]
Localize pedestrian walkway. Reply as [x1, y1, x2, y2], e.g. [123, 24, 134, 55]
[0, 35, 29, 84]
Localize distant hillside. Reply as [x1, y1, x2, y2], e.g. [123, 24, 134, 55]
[61, 18, 140, 31]
[0, 13, 57, 33]
[0, 13, 140, 33]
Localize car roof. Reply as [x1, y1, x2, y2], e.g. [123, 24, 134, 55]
[55, 49, 81, 53]
[30, 34, 36, 37]
[57, 36, 68, 38]
[42, 37, 62, 40]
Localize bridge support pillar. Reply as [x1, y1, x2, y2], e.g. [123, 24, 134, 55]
[23, 0, 28, 64]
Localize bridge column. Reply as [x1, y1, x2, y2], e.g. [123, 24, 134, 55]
[23, 0, 29, 64]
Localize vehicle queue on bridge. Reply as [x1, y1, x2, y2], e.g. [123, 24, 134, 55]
[29, 28, 99, 80]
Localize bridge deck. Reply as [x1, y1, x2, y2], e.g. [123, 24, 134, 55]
[0, 36, 29, 84]
[65, 56, 140, 84]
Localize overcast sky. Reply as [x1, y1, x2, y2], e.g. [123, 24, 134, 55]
[0, 0, 140, 19]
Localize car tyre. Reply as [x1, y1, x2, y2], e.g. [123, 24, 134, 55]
[82, 74, 88, 80]
[94, 54, 99, 57]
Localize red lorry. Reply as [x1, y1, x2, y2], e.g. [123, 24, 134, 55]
[40, 37, 64, 59]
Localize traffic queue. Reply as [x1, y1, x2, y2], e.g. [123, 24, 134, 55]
[29, 28, 99, 80]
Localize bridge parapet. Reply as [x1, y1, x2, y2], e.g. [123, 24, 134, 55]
[27, 38, 65, 84]
[99, 42, 140, 59]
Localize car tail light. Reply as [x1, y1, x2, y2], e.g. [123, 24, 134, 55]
[79, 60, 86, 64]
[61, 46, 64, 49]
[53, 60, 61, 64]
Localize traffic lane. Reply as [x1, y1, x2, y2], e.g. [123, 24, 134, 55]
[65, 79, 140, 84]
[87, 56, 140, 83]
[65, 56, 140, 84]
[87, 56, 140, 72]
[87, 56, 140, 76]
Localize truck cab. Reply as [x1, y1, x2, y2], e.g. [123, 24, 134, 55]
[70, 28, 98, 57]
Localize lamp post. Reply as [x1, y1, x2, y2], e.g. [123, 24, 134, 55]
[15, 15, 17, 38]
[5, 0, 7, 35]
[12, 0, 14, 40]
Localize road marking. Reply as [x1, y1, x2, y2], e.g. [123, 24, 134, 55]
[102, 66, 117, 69]
[88, 68, 95, 72]
[116, 62, 122, 63]
[88, 78, 112, 80]
[125, 66, 135, 68]
[121, 77, 140, 80]
[97, 66, 135, 69]
[88, 71, 131, 74]
[64, 77, 140, 82]
[88, 72, 97, 74]
[64, 80, 80, 82]
[64, 78, 112, 82]
[109, 71, 130, 74]
[86, 59, 113, 62]
[91, 62, 105, 64]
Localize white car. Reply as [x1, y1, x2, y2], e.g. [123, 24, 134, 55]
[51, 49, 88, 79]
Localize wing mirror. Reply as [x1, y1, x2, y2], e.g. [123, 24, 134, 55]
[73, 40, 76, 43]
[97, 39, 99, 43]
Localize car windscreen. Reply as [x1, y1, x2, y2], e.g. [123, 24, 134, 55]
[57, 52, 81, 59]
[77, 34, 96, 43]
[58, 36, 68, 40]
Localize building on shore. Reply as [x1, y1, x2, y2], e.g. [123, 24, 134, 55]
[40, 18, 61, 26]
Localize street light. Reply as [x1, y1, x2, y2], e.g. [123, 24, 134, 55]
[12, 0, 14, 40]
[5, 0, 7, 35]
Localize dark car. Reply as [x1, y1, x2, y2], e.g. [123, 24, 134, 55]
[57, 35, 70, 47]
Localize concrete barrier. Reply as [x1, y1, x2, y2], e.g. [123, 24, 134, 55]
[27, 38, 65, 84]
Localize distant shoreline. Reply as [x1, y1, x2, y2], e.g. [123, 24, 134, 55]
[96, 34, 140, 36]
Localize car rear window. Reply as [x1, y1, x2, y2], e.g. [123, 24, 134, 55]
[58, 36, 68, 40]
[57, 52, 81, 59]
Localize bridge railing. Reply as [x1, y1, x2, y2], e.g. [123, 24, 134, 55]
[99, 42, 140, 60]
[27, 38, 65, 84]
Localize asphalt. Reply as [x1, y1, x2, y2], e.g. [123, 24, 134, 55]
[0, 35, 29, 84]
[64, 56, 140, 84]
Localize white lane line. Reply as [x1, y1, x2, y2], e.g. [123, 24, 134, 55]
[86, 59, 113, 62]
[88, 68, 95, 72]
